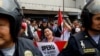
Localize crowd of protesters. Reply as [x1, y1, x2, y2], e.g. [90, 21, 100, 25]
[19, 17, 82, 42]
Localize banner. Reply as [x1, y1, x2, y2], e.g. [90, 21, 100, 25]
[34, 41, 67, 56]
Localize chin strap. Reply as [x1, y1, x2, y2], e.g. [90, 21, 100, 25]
[0, 50, 4, 56]
[13, 41, 19, 56]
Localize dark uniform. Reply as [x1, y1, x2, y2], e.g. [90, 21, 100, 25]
[58, 31, 100, 56]
[18, 38, 42, 56]
[0, 38, 42, 56]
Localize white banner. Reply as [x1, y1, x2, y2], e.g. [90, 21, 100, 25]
[34, 41, 67, 56]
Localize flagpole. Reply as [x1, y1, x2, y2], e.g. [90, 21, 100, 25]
[63, 0, 64, 40]
[63, 0, 64, 17]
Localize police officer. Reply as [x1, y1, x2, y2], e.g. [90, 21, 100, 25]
[0, 0, 42, 56]
[58, 0, 100, 56]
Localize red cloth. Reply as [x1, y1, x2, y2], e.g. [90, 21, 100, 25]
[21, 22, 27, 29]
[37, 30, 42, 39]
[55, 41, 67, 52]
[58, 9, 63, 26]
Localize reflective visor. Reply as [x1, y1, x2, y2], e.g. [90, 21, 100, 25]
[0, 0, 18, 12]
[87, 0, 100, 14]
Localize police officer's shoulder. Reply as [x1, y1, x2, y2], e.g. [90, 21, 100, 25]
[18, 37, 37, 50]
[18, 37, 34, 46]
[73, 31, 85, 40]
[18, 37, 32, 42]
[18, 38, 43, 56]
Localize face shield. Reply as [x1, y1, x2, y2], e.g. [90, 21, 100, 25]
[0, 0, 18, 12]
[0, 0, 23, 19]
[86, 0, 100, 14]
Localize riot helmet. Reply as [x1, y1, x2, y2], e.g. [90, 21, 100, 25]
[81, 0, 100, 30]
[0, 0, 23, 42]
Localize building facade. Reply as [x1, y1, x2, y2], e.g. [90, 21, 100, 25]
[18, 0, 87, 21]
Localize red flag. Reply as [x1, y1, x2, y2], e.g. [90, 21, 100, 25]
[58, 9, 63, 26]
[55, 41, 67, 52]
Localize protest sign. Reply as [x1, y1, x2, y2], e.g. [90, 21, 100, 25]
[34, 41, 67, 56]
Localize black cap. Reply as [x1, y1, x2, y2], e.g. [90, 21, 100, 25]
[43, 19, 48, 23]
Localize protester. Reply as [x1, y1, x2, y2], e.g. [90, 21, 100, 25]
[24, 18, 34, 40]
[19, 22, 27, 38]
[71, 19, 81, 34]
[58, 0, 100, 56]
[39, 19, 49, 41]
[60, 20, 71, 41]
[42, 28, 61, 42]
[33, 28, 42, 42]
[0, 0, 42, 56]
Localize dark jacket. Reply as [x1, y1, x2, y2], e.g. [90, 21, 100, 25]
[54, 26, 62, 37]
[39, 25, 48, 41]
[58, 31, 100, 56]
[27, 24, 34, 40]
[0, 38, 42, 56]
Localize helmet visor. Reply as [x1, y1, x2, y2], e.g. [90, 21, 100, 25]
[0, 0, 18, 12]
[87, 0, 100, 14]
